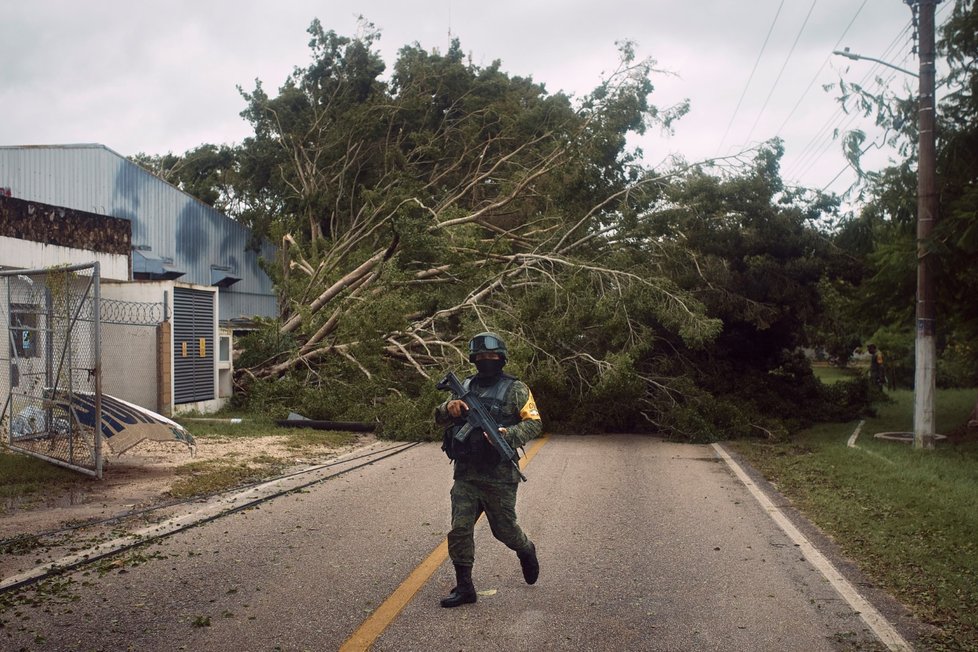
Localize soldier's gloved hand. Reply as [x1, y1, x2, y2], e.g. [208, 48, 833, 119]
[447, 400, 468, 418]
[485, 427, 507, 442]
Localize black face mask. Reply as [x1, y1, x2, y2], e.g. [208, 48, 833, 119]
[474, 358, 505, 379]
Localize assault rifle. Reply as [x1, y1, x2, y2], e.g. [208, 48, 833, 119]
[436, 371, 527, 481]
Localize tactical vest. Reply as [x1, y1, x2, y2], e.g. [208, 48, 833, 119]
[464, 373, 518, 426]
[442, 373, 517, 466]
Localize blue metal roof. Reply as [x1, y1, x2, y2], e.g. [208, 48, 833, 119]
[0, 144, 277, 322]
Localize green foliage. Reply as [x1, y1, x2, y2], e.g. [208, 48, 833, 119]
[630, 344, 861, 444]
[233, 346, 446, 440]
[812, 363, 860, 384]
[529, 352, 647, 434]
[148, 19, 875, 442]
[867, 324, 914, 389]
[660, 390, 768, 443]
[819, 377, 874, 419]
[373, 383, 444, 441]
[827, 0, 978, 412]
[810, 277, 861, 366]
[239, 372, 362, 423]
[653, 146, 835, 359]
[130, 144, 238, 212]
[586, 353, 647, 428]
[233, 18, 389, 244]
[234, 321, 299, 370]
[0, 448, 84, 506]
[939, 338, 978, 388]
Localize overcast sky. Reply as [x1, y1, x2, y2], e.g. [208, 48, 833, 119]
[2, 0, 947, 201]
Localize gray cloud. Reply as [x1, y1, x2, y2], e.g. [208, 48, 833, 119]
[1, 0, 930, 196]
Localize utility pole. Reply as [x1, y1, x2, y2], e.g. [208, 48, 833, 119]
[910, 0, 939, 449]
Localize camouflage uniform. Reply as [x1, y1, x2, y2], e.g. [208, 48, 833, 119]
[868, 344, 886, 390]
[434, 332, 541, 608]
[435, 378, 542, 565]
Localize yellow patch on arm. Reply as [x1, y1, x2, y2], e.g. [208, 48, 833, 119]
[520, 390, 542, 421]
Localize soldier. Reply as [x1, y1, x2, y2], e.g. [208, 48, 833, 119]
[434, 331, 543, 608]
[867, 343, 886, 390]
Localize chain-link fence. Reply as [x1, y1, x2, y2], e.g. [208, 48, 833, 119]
[1, 263, 103, 476]
[2, 264, 173, 478]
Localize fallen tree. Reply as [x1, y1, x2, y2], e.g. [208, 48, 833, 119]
[155, 21, 865, 439]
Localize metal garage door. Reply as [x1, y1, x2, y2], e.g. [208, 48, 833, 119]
[173, 287, 214, 404]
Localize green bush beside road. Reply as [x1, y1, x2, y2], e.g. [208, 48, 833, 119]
[730, 387, 978, 652]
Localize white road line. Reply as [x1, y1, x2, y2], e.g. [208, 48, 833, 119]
[712, 443, 913, 652]
[848, 420, 865, 448]
[846, 421, 897, 465]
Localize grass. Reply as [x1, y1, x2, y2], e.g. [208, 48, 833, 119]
[166, 418, 359, 497]
[0, 448, 87, 508]
[168, 454, 290, 499]
[730, 386, 978, 651]
[811, 362, 863, 385]
[0, 415, 361, 507]
[173, 414, 359, 452]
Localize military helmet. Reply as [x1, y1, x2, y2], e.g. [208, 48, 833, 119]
[468, 331, 507, 362]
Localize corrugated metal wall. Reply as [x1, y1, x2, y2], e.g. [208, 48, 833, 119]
[0, 144, 277, 322]
[172, 287, 216, 404]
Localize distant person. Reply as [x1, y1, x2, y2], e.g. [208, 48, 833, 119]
[867, 344, 886, 390]
[433, 331, 542, 608]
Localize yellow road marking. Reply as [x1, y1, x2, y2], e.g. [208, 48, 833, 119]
[339, 435, 550, 652]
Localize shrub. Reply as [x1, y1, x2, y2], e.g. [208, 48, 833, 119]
[374, 385, 442, 441]
[938, 339, 978, 388]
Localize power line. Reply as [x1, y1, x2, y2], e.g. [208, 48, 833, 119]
[715, 0, 785, 156]
[784, 22, 912, 183]
[774, 0, 869, 139]
[790, 1, 952, 194]
[792, 69, 901, 187]
[793, 65, 904, 182]
[792, 38, 913, 188]
[786, 18, 912, 173]
[815, 23, 938, 195]
[740, 0, 820, 148]
[817, 124, 894, 193]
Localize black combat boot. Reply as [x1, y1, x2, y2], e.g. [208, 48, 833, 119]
[517, 542, 539, 585]
[440, 563, 477, 608]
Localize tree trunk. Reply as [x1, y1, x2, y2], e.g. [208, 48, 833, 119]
[279, 237, 397, 335]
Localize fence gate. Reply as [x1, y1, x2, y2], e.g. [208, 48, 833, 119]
[1, 264, 169, 478]
[1, 263, 103, 477]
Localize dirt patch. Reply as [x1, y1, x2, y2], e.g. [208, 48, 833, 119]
[0, 434, 376, 540]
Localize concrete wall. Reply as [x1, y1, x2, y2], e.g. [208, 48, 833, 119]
[0, 236, 128, 280]
[100, 321, 158, 410]
[99, 280, 225, 416]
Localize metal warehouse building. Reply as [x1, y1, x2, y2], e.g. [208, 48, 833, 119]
[1, 143, 278, 420]
[0, 143, 276, 323]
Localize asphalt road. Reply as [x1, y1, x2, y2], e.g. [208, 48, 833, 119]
[0, 435, 910, 651]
